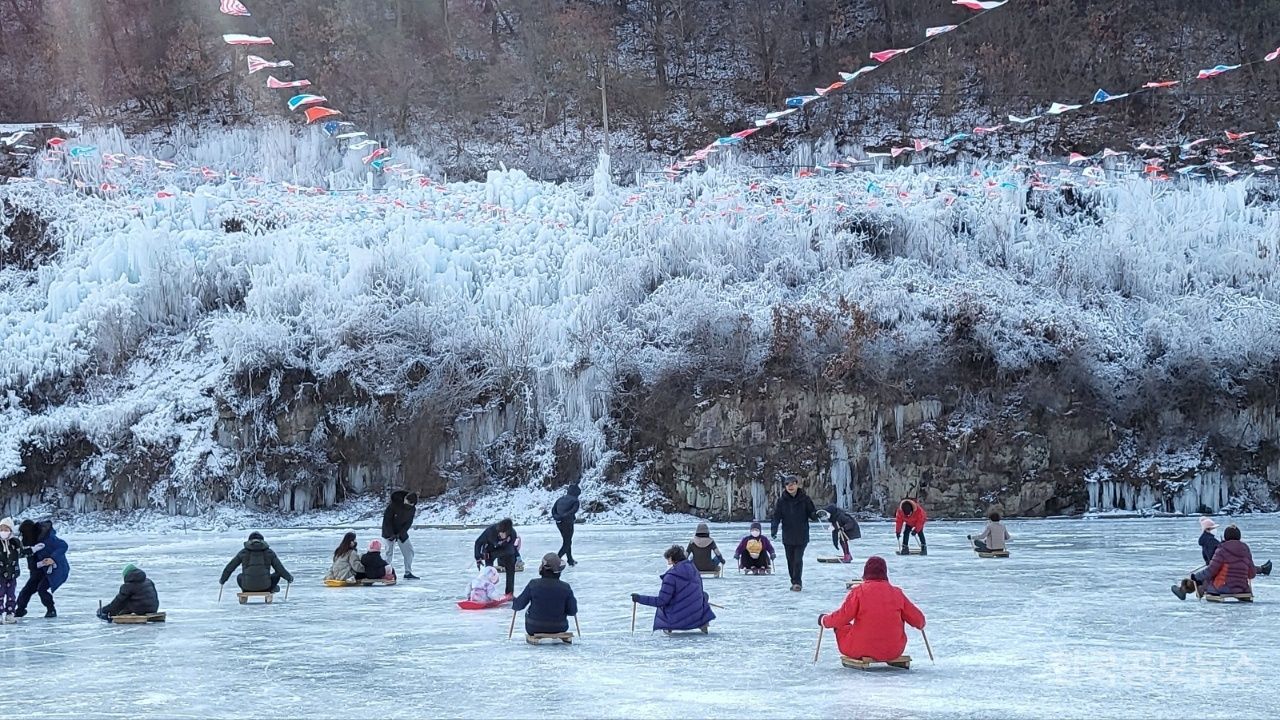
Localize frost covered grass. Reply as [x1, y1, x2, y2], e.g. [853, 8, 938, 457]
[2, 126, 1280, 514]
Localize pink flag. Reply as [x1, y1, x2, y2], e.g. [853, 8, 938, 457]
[913, 139, 934, 152]
[1142, 80, 1179, 89]
[1196, 64, 1241, 79]
[223, 34, 273, 46]
[247, 55, 294, 74]
[220, 0, 251, 16]
[1225, 131, 1256, 141]
[870, 48, 913, 63]
[1267, 47, 1280, 62]
[267, 75, 311, 89]
[926, 25, 958, 37]
[952, 0, 1006, 10]
[1067, 152, 1089, 165]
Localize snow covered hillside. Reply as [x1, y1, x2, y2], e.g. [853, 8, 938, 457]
[2, 128, 1280, 522]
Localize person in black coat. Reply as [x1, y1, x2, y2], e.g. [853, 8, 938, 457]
[97, 564, 160, 620]
[474, 518, 518, 596]
[357, 539, 391, 581]
[513, 553, 578, 635]
[770, 475, 819, 591]
[824, 503, 861, 562]
[552, 484, 581, 566]
[381, 491, 418, 579]
[220, 532, 294, 592]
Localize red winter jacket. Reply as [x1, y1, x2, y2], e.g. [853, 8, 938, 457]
[1197, 539, 1256, 595]
[821, 579, 926, 661]
[894, 502, 928, 534]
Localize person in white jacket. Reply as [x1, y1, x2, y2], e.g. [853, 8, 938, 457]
[969, 512, 1011, 552]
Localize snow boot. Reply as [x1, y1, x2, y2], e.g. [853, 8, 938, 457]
[1261, 560, 1272, 576]
[13, 607, 25, 619]
[1171, 583, 1187, 601]
[699, 624, 709, 634]
[790, 584, 802, 592]
[2, 613, 13, 624]
[404, 573, 420, 580]
[44, 608, 56, 618]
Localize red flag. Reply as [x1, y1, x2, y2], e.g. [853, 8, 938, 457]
[303, 107, 341, 124]
[870, 48, 913, 63]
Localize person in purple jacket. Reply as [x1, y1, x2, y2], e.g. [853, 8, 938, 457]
[1173, 524, 1270, 600]
[734, 521, 776, 574]
[631, 545, 715, 634]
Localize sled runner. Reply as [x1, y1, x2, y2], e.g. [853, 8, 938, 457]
[237, 591, 274, 604]
[457, 595, 513, 610]
[111, 612, 166, 624]
[661, 625, 710, 635]
[817, 557, 853, 564]
[323, 578, 398, 587]
[976, 550, 1010, 558]
[526, 632, 574, 645]
[895, 549, 924, 556]
[841, 655, 912, 670]
[1205, 593, 1254, 603]
[699, 568, 723, 578]
[740, 566, 772, 575]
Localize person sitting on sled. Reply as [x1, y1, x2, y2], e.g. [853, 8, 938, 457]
[969, 512, 1010, 553]
[220, 531, 294, 593]
[1173, 524, 1272, 600]
[357, 539, 394, 582]
[631, 545, 716, 634]
[823, 504, 861, 563]
[513, 553, 578, 636]
[686, 523, 726, 573]
[97, 563, 159, 621]
[895, 498, 928, 555]
[819, 556, 925, 662]
[734, 521, 776, 573]
[325, 531, 365, 582]
[467, 565, 507, 604]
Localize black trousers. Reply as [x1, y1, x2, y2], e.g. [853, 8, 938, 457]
[486, 546, 517, 594]
[784, 544, 806, 586]
[16, 573, 54, 614]
[556, 519, 575, 563]
[901, 528, 926, 550]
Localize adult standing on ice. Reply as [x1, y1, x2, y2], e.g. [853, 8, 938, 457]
[382, 491, 419, 580]
[819, 556, 925, 662]
[771, 475, 819, 591]
[895, 498, 928, 556]
[552, 483, 581, 566]
[631, 545, 715, 634]
[15, 519, 69, 619]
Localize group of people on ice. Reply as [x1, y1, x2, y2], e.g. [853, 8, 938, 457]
[1171, 517, 1272, 600]
[0, 516, 70, 623]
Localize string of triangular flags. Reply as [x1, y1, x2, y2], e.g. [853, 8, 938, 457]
[217, 0, 430, 184]
[665, 0, 1010, 178]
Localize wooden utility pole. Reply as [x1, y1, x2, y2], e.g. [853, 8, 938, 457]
[598, 60, 611, 151]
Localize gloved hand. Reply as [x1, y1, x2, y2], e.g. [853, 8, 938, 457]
[966, 534, 972, 540]
[31, 543, 45, 553]
[97, 609, 110, 622]
[817, 613, 826, 627]
[630, 593, 640, 604]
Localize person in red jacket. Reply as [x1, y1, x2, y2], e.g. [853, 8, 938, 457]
[819, 555, 925, 662]
[894, 498, 928, 556]
[1173, 524, 1267, 600]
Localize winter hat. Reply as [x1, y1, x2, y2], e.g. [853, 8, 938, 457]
[862, 556, 888, 581]
[368, 539, 382, 553]
[539, 552, 564, 574]
[779, 474, 799, 486]
[122, 563, 137, 579]
[1199, 517, 1218, 531]
[749, 521, 762, 532]
[248, 531, 264, 541]
[568, 484, 581, 497]
[0, 517, 13, 532]
[695, 522, 710, 536]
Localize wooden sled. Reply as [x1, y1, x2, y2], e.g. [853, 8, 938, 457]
[699, 568, 723, 578]
[237, 592, 274, 604]
[661, 626, 711, 635]
[841, 655, 911, 670]
[111, 612, 166, 624]
[1205, 593, 1254, 603]
[324, 578, 398, 587]
[739, 566, 772, 575]
[817, 557, 854, 564]
[976, 550, 1010, 558]
[895, 549, 924, 556]
[526, 632, 574, 645]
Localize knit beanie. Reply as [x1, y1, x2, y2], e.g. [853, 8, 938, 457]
[1199, 517, 1218, 531]
[749, 521, 762, 532]
[862, 556, 888, 581]
[248, 531, 264, 541]
[122, 563, 137, 579]
[0, 517, 13, 532]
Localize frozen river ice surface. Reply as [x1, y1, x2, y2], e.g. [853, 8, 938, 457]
[1, 516, 1276, 719]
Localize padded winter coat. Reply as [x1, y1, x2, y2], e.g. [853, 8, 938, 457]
[474, 524, 518, 563]
[220, 538, 294, 591]
[382, 491, 415, 543]
[894, 502, 928, 535]
[513, 575, 578, 634]
[0, 536, 20, 581]
[551, 486, 581, 523]
[102, 567, 160, 616]
[821, 579, 926, 661]
[1199, 531, 1220, 566]
[1195, 539, 1256, 595]
[974, 521, 1010, 551]
[360, 551, 389, 580]
[734, 534, 776, 561]
[30, 522, 70, 591]
[824, 504, 862, 548]
[686, 536, 724, 572]
[635, 560, 716, 631]
[771, 490, 819, 546]
[325, 549, 364, 582]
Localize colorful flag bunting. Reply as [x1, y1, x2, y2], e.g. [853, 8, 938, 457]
[348, 140, 378, 150]
[785, 95, 820, 107]
[730, 128, 759, 139]
[223, 34, 273, 46]
[1008, 114, 1040, 124]
[267, 75, 311, 89]
[1067, 152, 1089, 165]
[1091, 89, 1129, 103]
[247, 55, 293, 74]
[1225, 131, 1256, 141]
[220, 0, 251, 16]
[942, 133, 970, 145]
[815, 82, 845, 96]
[839, 67, 877, 83]
[973, 125, 1005, 134]
[1142, 80, 1179, 89]
[952, 0, 1006, 10]
[870, 48, 913, 63]
[913, 139, 934, 152]
[287, 94, 327, 111]
[1046, 102, 1082, 115]
[926, 25, 959, 37]
[1197, 64, 1240, 79]
[335, 131, 368, 140]
[764, 109, 797, 121]
[303, 106, 341, 124]
[1267, 48, 1280, 62]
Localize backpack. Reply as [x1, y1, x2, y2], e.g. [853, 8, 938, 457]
[745, 538, 763, 559]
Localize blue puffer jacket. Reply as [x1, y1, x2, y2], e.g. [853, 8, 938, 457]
[31, 522, 70, 592]
[635, 560, 715, 631]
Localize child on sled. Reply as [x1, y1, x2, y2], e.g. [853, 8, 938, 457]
[734, 522, 776, 574]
